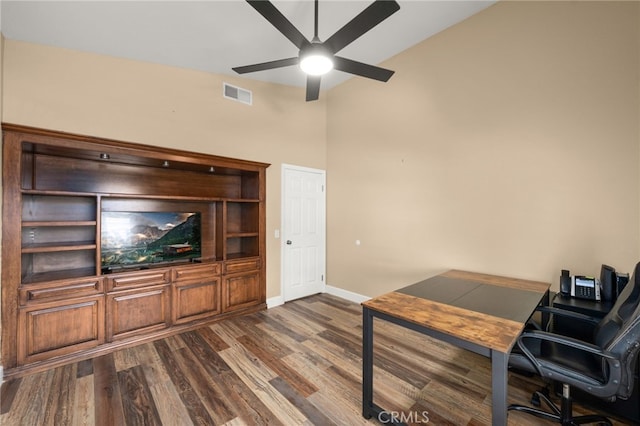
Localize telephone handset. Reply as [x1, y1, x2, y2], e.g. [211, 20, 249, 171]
[560, 270, 571, 295]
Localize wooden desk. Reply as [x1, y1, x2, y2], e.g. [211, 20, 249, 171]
[361, 270, 550, 425]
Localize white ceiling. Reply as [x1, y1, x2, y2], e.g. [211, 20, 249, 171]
[1, 0, 496, 90]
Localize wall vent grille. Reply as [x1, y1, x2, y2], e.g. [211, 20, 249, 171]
[223, 83, 252, 105]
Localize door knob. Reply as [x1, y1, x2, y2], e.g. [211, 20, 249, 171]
[286, 240, 292, 245]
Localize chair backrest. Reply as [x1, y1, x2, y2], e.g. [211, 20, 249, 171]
[593, 261, 640, 398]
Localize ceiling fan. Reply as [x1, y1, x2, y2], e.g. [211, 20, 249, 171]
[232, 0, 400, 101]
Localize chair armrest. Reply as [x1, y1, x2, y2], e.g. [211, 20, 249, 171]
[515, 330, 620, 379]
[524, 305, 600, 332]
[515, 330, 624, 397]
[519, 330, 616, 360]
[535, 306, 601, 326]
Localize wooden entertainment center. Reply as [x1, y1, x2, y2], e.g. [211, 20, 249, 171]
[1, 124, 269, 378]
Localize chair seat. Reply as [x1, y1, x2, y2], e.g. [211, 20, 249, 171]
[542, 340, 608, 384]
[510, 338, 611, 392]
[509, 351, 606, 387]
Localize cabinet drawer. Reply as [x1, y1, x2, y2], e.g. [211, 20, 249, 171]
[173, 263, 221, 282]
[19, 277, 103, 305]
[223, 258, 260, 274]
[106, 268, 171, 291]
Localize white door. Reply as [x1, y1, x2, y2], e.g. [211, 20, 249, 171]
[282, 164, 326, 301]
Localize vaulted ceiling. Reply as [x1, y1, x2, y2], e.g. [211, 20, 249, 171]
[1, 1, 495, 90]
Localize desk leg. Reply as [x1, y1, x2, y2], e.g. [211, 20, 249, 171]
[491, 350, 509, 426]
[362, 306, 374, 419]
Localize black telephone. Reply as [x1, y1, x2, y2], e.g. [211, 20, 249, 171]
[571, 275, 600, 301]
[559, 269, 601, 301]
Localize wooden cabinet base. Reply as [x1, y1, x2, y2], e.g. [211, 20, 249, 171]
[5, 302, 266, 380]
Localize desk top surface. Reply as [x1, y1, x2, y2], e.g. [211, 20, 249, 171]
[553, 293, 614, 315]
[362, 270, 550, 353]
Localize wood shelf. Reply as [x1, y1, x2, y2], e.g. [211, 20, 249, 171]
[21, 267, 99, 285]
[226, 232, 259, 238]
[21, 241, 97, 253]
[22, 221, 97, 227]
[21, 189, 98, 197]
[225, 252, 260, 261]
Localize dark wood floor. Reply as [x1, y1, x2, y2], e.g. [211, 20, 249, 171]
[0, 294, 630, 425]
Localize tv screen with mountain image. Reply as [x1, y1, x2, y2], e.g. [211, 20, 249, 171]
[101, 211, 201, 271]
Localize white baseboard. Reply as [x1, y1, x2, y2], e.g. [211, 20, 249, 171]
[267, 285, 369, 309]
[324, 285, 370, 304]
[266, 295, 285, 309]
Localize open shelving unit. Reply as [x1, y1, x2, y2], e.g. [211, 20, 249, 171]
[21, 194, 98, 284]
[225, 200, 260, 259]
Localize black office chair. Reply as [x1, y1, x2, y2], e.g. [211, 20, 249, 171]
[508, 261, 640, 425]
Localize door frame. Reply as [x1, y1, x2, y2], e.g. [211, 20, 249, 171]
[280, 163, 327, 302]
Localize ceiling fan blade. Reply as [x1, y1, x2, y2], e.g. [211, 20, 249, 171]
[233, 57, 299, 74]
[324, 0, 400, 54]
[306, 75, 321, 101]
[333, 56, 395, 82]
[246, 0, 310, 50]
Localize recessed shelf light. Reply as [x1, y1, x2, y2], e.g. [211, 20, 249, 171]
[100, 153, 110, 160]
[209, 166, 216, 173]
[162, 161, 170, 167]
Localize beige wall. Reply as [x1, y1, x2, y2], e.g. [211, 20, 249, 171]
[0, 34, 4, 350]
[1, 34, 3, 117]
[1, 40, 328, 299]
[1, 1, 639, 303]
[327, 1, 640, 296]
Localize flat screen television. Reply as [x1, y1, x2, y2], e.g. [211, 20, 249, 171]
[101, 211, 201, 272]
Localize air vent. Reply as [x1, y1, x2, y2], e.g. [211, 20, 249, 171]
[223, 83, 252, 105]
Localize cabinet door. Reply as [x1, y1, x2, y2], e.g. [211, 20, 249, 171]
[173, 278, 221, 324]
[222, 272, 261, 313]
[18, 295, 105, 365]
[106, 285, 170, 342]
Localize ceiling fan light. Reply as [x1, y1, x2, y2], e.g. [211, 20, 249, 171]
[300, 54, 333, 76]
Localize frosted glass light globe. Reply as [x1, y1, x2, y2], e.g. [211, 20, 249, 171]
[300, 54, 333, 76]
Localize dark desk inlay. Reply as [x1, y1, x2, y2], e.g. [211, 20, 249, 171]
[397, 276, 483, 305]
[455, 285, 544, 323]
[397, 275, 542, 322]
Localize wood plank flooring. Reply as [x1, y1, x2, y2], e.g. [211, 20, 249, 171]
[0, 294, 631, 425]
